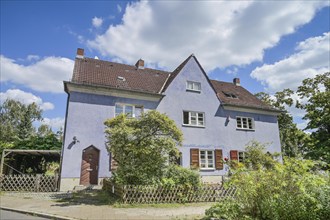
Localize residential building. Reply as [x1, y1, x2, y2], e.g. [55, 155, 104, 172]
[59, 48, 281, 191]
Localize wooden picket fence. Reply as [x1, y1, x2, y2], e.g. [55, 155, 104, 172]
[103, 179, 236, 204]
[0, 174, 59, 192]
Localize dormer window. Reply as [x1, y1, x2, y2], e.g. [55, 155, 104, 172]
[223, 92, 238, 99]
[186, 81, 201, 92]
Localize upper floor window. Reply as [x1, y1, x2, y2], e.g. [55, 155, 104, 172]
[186, 81, 201, 92]
[236, 116, 254, 130]
[183, 111, 205, 127]
[115, 104, 143, 118]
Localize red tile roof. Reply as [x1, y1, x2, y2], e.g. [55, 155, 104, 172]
[72, 57, 170, 94]
[210, 80, 278, 111]
[70, 56, 278, 112]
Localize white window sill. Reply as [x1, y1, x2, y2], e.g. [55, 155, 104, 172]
[200, 168, 215, 171]
[182, 124, 205, 128]
[236, 128, 255, 131]
[186, 89, 201, 93]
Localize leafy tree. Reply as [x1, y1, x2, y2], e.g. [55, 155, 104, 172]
[104, 110, 183, 185]
[0, 99, 42, 142]
[296, 72, 330, 164]
[0, 99, 62, 174]
[255, 90, 309, 157]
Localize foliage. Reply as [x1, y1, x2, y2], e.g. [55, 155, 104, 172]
[255, 91, 309, 157]
[205, 142, 330, 220]
[296, 72, 330, 164]
[162, 164, 201, 187]
[0, 99, 62, 174]
[0, 99, 42, 142]
[104, 110, 183, 185]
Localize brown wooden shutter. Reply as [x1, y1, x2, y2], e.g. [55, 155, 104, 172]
[230, 150, 238, 161]
[190, 148, 199, 168]
[215, 149, 223, 170]
[110, 153, 118, 171]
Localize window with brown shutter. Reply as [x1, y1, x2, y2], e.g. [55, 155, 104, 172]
[215, 149, 223, 170]
[190, 148, 199, 168]
[230, 150, 238, 161]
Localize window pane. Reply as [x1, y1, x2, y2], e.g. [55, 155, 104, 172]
[237, 117, 242, 128]
[187, 82, 193, 90]
[125, 105, 133, 117]
[248, 118, 253, 129]
[183, 112, 189, 124]
[198, 113, 204, 125]
[190, 112, 197, 125]
[242, 118, 248, 128]
[115, 104, 123, 116]
[135, 106, 143, 118]
[195, 82, 201, 91]
[239, 152, 244, 162]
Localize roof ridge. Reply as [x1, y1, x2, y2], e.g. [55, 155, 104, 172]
[79, 57, 171, 74]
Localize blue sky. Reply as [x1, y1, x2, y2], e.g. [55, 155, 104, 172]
[1, 1, 329, 131]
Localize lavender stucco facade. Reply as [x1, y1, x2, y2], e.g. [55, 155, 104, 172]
[59, 54, 281, 191]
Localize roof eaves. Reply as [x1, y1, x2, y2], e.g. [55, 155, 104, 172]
[64, 81, 165, 97]
[221, 103, 283, 113]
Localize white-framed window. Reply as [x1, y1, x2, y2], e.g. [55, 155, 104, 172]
[238, 151, 246, 162]
[183, 111, 205, 127]
[200, 150, 215, 169]
[115, 104, 143, 118]
[186, 81, 201, 92]
[236, 116, 254, 130]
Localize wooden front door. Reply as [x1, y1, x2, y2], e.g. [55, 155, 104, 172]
[80, 146, 100, 185]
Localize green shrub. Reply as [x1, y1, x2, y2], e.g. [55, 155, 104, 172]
[205, 142, 330, 220]
[162, 164, 201, 188]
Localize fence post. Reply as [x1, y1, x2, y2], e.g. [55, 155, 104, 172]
[54, 173, 59, 191]
[35, 174, 41, 192]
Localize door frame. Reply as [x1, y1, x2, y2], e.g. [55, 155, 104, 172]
[79, 145, 100, 185]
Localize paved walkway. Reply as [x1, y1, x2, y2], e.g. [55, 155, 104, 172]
[0, 194, 212, 220]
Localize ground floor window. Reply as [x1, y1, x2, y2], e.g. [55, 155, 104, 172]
[200, 150, 214, 169]
[190, 148, 223, 170]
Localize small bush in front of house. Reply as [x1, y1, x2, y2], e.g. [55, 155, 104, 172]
[162, 164, 201, 188]
[205, 142, 330, 220]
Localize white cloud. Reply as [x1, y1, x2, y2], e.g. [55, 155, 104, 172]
[251, 32, 330, 92]
[0, 89, 54, 111]
[92, 16, 103, 28]
[42, 117, 65, 131]
[117, 4, 122, 13]
[0, 55, 74, 93]
[26, 55, 40, 62]
[87, 1, 328, 71]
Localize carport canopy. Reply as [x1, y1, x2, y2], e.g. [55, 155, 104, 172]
[0, 149, 61, 175]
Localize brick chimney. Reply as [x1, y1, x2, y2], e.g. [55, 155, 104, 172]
[76, 48, 84, 58]
[233, 78, 240, 86]
[135, 59, 144, 69]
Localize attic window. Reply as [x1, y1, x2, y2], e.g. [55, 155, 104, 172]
[223, 92, 238, 99]
[117, 76, 126, 81]
[186, 81, 201, 92]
